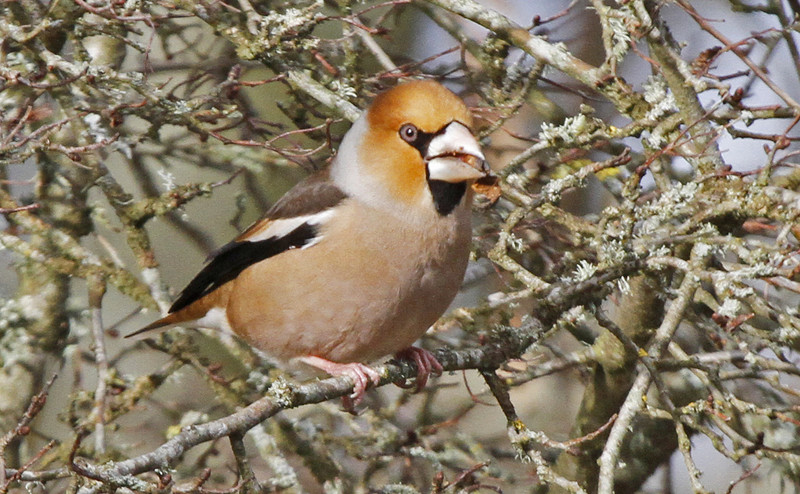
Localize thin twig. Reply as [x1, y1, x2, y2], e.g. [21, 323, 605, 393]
[0, 376, 58, 489]
[597, 246, 710, 494]
[89, 277, 109, 454]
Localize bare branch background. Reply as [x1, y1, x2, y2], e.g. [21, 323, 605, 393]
[2, 0, 800, 492]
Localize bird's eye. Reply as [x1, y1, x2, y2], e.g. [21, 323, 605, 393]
[399, 124, 418, 143]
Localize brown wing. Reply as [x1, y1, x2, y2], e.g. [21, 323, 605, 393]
[126, 171, 348, 337]
[236, 170, 346, 241]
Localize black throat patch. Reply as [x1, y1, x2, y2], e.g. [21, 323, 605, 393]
[427, 180, 466, 216]
[409, 122, 468, 216]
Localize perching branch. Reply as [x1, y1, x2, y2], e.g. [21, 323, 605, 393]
[75, 332, 539, 481]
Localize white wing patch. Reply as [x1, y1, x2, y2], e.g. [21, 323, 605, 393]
[243, 210, 336, 249]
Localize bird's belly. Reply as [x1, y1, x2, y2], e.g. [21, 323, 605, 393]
[224, 223, 468, 363]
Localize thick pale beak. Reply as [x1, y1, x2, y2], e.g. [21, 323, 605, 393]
[426, 122, 488, 183]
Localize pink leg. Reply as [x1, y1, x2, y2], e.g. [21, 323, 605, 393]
[394, 347, 444, 392]
[299, 356, 382, 408]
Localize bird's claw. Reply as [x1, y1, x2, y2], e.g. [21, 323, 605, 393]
[393, 347, 443, 393]
[299, 356, 381, 412]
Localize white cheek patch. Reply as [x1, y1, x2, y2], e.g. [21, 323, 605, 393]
[331, 115, 400, 211]
[330, 114, 368, 196]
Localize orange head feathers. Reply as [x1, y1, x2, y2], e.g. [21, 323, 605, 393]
[332, 80, 486, 216]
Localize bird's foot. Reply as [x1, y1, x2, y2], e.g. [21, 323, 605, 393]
[299, 356, 382, 411]
[393, 347, 444, 392]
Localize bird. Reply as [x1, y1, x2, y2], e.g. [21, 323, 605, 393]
[129, 80, 489, 407]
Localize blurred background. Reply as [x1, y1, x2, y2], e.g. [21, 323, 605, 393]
[2, 1, 800, 492]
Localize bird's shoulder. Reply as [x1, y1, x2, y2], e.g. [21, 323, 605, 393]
[236, 169, 347, 241]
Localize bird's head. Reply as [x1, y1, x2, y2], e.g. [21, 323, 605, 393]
[332, 80, 488, 217]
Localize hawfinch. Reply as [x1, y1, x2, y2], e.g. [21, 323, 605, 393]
[131, 80, 489, 406]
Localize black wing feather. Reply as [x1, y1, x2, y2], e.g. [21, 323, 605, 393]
[169, 223, 318, 313]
